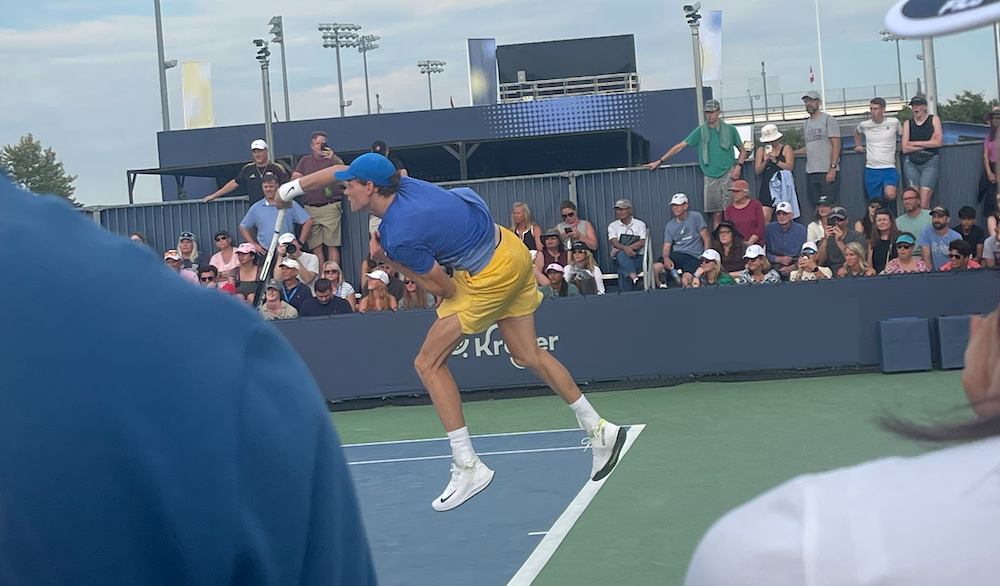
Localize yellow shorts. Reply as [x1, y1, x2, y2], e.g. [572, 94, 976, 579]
[437, 226, 544, 334]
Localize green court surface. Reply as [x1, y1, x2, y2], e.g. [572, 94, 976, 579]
[331, 370, 967, 585]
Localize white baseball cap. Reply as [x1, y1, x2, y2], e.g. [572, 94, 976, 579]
[699, 249, 721, 263]
[775, 201, 794, 214]
[743, 244, 766, 259]
[279, 258, 300, 269]
[365, 269, 390, 284]
[801, 241, 818, 254]
[250, 139, 268, 150]
[670, 193, 689, 206]
[278, 232, 296, 245]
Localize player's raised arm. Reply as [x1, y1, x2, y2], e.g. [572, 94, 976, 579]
[279, 164, 349, 201]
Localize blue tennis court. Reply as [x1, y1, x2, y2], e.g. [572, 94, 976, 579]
[344, 426, 644, 585]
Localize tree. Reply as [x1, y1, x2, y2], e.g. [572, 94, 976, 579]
[937, 90, 998, 124]
[0, 134, 77, 202]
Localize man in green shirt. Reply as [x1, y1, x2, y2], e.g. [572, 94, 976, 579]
[895, 186, 933, 258]
[646, 99, 747, 229]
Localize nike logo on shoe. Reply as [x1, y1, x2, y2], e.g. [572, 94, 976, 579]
[439, 490, 457, 503]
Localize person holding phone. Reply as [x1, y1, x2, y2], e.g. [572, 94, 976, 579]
[292, 131, 346, 267]
[816, 206, 868, 275]
[555, 200, 599, 252]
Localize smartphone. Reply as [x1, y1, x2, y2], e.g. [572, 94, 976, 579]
[563, 227, 572, 234]
[320, 142, 331, 151]
[827, 217, 838, 227]
[764, 144, 773, 155]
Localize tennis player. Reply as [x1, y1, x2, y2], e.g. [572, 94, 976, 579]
[281, 154, 627, 511]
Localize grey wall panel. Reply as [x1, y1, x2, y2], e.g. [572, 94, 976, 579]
[575, 165, 704, 270]
[441, 174, 571, 237]
[95, 198, 251, 260]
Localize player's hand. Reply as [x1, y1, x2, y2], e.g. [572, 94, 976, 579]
[369, 230, 385, 261]
[278, 179, 305, 202]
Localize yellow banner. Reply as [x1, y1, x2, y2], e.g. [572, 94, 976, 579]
[181, 61, 214, 129]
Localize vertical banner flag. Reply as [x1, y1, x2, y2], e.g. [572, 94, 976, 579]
[467, 38, 498, 106]
[181, 61, 215, 129]
[700, 11, 723, 82]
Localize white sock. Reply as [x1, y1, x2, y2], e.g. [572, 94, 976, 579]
[447, 427, 476, 465]
[570, 396, 602, 434]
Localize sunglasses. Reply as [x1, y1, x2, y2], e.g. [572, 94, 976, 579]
[895, 243, 913, 249]
[200, 276, 215, 282]
[700, 259, 714, 264]
[948, 253, 965, 259]
[800, 251, 815, 257]
[215, 236, 228, 241]
[324, 269, 339, 274]
[562, 212, 576, 219]
[404, 280, 415, 285]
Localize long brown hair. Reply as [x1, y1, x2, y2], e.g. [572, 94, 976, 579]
[868, 208, 900, 250]
[401, 279, 431, 309]
[364, 279, 393, 312]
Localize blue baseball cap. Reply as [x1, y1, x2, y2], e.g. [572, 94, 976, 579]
[334, 153, 396, 186]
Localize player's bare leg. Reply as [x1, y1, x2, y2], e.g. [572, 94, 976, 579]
[497, 313, 627, 481]
[414, 314, 494, 511]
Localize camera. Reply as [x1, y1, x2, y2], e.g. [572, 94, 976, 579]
[320, 142, 331, 151]
[683, 2, 701, 13]
[284, 243, 297, 255]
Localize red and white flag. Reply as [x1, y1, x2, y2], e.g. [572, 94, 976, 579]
[810, 66, 815, 84]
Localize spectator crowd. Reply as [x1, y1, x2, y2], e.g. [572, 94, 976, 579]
[143, 95, 996, 319]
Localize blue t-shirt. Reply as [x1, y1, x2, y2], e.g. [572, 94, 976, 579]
[918, 225, 963, 270]
[0, 177, 376, 585]
[240, 199, 313, 249]
[379, 176, 495, 275]
[664, 212, 709, 257]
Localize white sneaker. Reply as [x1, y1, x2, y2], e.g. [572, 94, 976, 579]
[585, 420, 627, 481]
[431, 457, 495, 512]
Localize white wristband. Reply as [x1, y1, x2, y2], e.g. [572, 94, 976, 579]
[278, 178, 305, 202]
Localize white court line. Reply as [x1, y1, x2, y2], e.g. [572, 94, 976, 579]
[348, 445, 585, 466]
[344, 427, 584, 448]
[527, 531, 547, 536]
[505, 424, 647, 586]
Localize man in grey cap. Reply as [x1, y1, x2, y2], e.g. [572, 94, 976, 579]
[816, 205, 867, 274]
[607, 198, 648, 291]
[645, 99, 747, 230]
[795, 90, 842, 206]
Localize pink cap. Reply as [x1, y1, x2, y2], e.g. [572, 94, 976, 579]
[236, 243, 257, 254]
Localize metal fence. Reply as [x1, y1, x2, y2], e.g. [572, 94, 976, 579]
[84, 141, 986, 287]
[721, 81, 922, 124]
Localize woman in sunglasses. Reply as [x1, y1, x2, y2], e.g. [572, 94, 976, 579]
[690, 249, 735, 288]
[208, 231, 240, 278]
[233, 243, 261, 303]
[177, 231, 200, 270]
[322, 261, 357, 312]
[556, 200, 598, 252]
[401, 276, 438, 309]
[881, 232, 930, 274]
[564, 242, 606, 295]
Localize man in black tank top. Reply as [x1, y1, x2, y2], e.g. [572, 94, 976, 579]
[902, 95, 943, 210]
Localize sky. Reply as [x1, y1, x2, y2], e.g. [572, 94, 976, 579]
[1, 0, 997, 206]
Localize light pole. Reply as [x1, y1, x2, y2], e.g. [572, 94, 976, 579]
[269, 16, 290, 122]
[917, 39, 938, 115]
[814, 0, 827, 106]
[319, 23, 360, 118]
[417, 60, 446, 110]
[254, 39, 275, 156]
[880, 30, 905, 99]
[684, 3, 705, 125]
[153, 0, 177, 131]
[358, 35, 380, 115]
